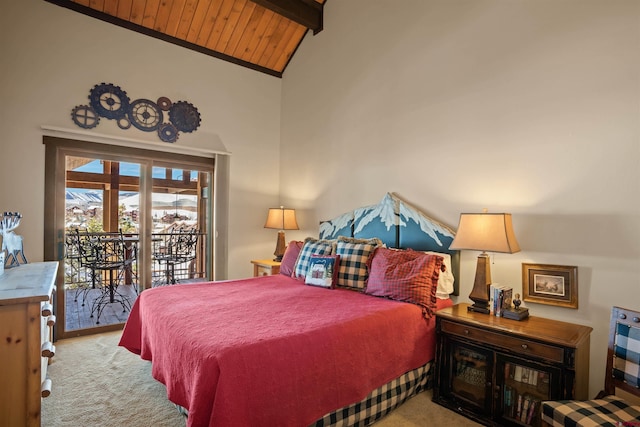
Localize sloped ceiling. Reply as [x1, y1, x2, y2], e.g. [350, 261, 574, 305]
[45, 0, 326, 78]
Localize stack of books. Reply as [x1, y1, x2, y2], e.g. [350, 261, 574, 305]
[491, 284, 529, 320]
[490, 285, 513, 317]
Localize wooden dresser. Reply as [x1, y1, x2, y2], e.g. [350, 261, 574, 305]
[0, 262, 58, 427]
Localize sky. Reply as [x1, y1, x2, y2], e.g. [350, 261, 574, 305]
[75, 160, 188, 180]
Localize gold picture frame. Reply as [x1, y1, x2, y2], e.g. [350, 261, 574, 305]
[522, 263, 578, 309]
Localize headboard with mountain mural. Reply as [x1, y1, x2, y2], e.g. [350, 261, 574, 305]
[319, 193, 460, 296]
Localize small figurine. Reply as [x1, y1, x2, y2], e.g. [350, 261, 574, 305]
[513, 294, 522, 310]
[502, 293, 529, 320]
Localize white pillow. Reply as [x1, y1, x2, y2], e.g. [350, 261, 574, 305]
[423, 251, 455, 298]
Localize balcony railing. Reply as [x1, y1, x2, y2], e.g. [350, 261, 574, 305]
[64, 231, 206, 291]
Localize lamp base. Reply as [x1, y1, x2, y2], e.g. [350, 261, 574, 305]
[467, 304, 491, 314]
[273, 230, 286, 262]
[468, 252, 491, 315]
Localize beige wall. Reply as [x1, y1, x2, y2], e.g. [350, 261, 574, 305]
[0, 0, 283, 279]
[281, 0, 640, 397]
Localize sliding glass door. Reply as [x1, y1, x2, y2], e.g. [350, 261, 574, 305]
[44, 137, 215, 339]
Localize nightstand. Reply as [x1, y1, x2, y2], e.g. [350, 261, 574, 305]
[251, 259, 281, 277]
[433, 303, 592, 427]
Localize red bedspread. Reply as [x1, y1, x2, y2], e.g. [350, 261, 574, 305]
[119, 275, 451, 427]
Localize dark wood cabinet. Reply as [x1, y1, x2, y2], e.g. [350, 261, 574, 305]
[433, 303, 592, 427]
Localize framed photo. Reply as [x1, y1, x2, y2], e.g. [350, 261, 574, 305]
[522, 263, 578, 309]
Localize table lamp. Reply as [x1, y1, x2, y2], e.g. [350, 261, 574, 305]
[264, 206, 299, 262]
[449, 211, 520, 314]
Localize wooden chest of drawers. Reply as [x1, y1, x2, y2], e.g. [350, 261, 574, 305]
[0, 262, 58, 427]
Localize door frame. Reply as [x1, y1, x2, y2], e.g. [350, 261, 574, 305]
[43, 136, 229, 340]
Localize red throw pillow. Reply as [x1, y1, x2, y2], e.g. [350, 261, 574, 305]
[279, 240, 304, 277]
[366, 247, 443, 318]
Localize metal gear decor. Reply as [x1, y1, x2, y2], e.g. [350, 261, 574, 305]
[89, 83, 130, 120]
[169, 101, 201, 133]
[71, 105, 100, 129]
[158, 123, 179, 143]
[157, 96, 172, 111]
[70, 82, 202, 143]
[129, 99, 163, 132]
[117, 117, 132, 130]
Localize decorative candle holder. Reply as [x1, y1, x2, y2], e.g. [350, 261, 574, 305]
[1, 212, 28, 268]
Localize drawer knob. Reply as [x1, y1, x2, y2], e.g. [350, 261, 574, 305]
[633, 317, 640, 323]
[464, 329, 470, 335]
[41, 378, 52, 398]
[42, 303, 53, 317]
[521, 344, 528, 350]
[41, 341, 56, 358]
[47, 314, 56, 327]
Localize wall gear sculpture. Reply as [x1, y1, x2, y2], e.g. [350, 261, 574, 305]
[70, 83, 201, 143]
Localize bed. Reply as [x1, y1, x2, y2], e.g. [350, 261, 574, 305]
[119, 193, 459, 427]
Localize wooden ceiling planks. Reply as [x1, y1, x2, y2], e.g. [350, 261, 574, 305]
[46, 0, 325, 77]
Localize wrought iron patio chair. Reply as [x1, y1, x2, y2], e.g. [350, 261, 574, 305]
[65, 230, 94, 306]
[76, 230, 132, 324]
[153, 227, 199, 285]
[541, 306, 640, 426]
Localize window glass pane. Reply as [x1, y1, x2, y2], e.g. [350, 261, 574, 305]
[119, 162, 140, 177]
[452, 344, 488, 406]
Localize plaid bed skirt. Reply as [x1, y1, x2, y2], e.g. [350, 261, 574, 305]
[541, 395, 640, 427]
[175, 362, 432, 426]
[311, 361, 432, 427]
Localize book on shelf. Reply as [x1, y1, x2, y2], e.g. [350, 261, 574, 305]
[513, 365, 523, 382]
[526, 399, 538, 424]
[504, 385, 513, 407]
[520, 395, 532, 423]
[515, 394, 523, 420]
[504, 385, 517, 418]
[502, 287, 513, 311]
[490, 284, 500, 314]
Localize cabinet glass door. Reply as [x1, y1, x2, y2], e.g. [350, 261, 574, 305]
[447, 340, 492, 413]
[498, 356, 561, 427]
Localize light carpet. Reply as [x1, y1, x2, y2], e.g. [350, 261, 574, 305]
[42, 331, 481, 426]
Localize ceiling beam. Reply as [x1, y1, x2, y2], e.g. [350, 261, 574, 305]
[44, 0, 284, 78]
[250, 0, 324, 34]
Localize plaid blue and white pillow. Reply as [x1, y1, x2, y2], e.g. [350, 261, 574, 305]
[293, 238, 336, 279]
[334, 236, 382, 291]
